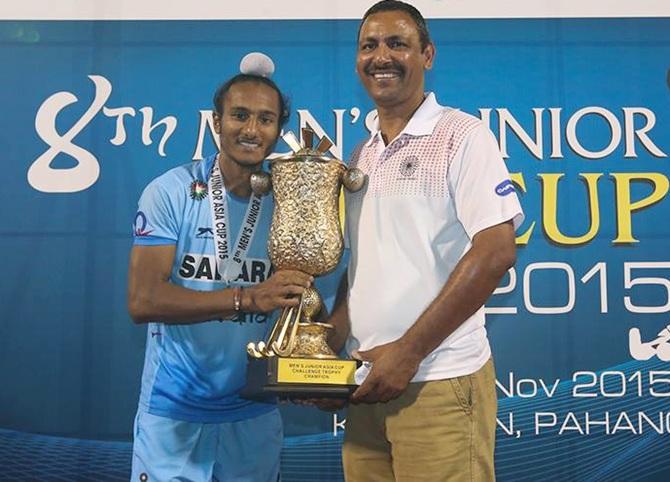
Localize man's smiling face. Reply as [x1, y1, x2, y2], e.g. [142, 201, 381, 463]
[356, 10, 434, 109]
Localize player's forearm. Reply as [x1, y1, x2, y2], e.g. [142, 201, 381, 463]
[326, 274, 350, 353]
[128, 280, 239, 324]
[399, 224, 516, 361]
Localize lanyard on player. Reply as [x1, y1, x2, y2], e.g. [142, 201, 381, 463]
[208, 159, 265, 283]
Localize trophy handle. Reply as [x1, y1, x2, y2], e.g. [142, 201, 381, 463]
[342, 167, 366, 192]
[268, 306, 294, 355]
[272, 300, 303, 357]
[260, 306, 291, 356]
[247, 304, 297, 359]
[248, 287, 325, 359]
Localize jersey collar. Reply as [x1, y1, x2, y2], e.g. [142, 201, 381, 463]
[365, 92, 444, 147]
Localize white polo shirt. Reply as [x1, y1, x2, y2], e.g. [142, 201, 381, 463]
[345, 93, 524, 381]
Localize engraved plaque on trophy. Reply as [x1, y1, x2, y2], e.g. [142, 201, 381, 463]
[242, 128, 365, 399]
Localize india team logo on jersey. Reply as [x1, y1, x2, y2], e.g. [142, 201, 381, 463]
[190, 180, 208, 200]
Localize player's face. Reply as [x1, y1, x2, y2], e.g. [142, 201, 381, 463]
[215, 81, 281, 169]
[356, 10, 434, 109]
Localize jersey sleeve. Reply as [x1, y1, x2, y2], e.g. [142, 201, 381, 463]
[448, 123, 524, 239]
[132, 178, 181, 246]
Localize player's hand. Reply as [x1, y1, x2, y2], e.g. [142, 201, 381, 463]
[243, 270, 313, 312]
[350, 340, 423, 404]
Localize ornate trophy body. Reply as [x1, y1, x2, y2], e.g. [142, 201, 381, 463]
[242, 128, 365, 399]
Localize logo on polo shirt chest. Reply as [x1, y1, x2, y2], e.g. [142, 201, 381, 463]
[399, 155, 420, 179]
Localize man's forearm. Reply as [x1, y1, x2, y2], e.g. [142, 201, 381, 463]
[399, 222, 516, 361]
[128, 245, 313, 325]
[128, 280, 240, 325]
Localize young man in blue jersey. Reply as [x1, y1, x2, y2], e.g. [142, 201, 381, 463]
[128, 68, 310, 481]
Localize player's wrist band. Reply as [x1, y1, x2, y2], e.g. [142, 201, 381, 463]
[233, 286, 243, 312]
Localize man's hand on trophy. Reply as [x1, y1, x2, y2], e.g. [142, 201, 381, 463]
[242, 270, 313, 312]
[350, 340, 423, 404]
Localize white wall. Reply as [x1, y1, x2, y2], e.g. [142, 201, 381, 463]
[1, 0, 669, 20]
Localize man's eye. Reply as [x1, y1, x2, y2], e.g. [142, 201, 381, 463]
[232, 112, 248, 121]
[389, 40, 405, 49]
[360, 43, 374, 51]
[260, 117, 274, 125]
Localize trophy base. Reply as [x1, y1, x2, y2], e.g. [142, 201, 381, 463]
[241, 356, 359, 400]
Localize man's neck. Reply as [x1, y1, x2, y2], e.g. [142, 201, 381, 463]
[377, 91, 426, 145]
[218, 155, 256, 198]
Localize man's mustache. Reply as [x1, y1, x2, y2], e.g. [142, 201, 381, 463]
[365, 62, 405, 76]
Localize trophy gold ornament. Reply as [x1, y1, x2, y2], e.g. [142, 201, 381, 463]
[242, 128, 365, 399]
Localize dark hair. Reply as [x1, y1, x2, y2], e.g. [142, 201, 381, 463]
[359, 0, 432, 51]
[212, 74, 290, 128]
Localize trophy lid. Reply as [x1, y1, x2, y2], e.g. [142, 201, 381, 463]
[273, 128, 345, 166]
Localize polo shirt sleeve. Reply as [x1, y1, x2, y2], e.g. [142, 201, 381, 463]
[132, 178, 180, 246]
[448, 124, 524, 240]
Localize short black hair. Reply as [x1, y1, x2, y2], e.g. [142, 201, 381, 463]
[212, 74, 290, 128]
[359, 0, 432, 51]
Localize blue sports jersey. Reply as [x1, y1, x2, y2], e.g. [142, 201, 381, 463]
[132, 154, 275, 422]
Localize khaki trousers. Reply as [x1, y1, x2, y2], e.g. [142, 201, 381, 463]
[342, 358, 497, 482]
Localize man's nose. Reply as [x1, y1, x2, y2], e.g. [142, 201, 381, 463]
[373, 43, 392, 64]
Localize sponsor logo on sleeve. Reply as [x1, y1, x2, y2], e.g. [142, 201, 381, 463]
[133, 211, 153, 237]
[190, 180, 208, 200]
[495, 179, 515, 197]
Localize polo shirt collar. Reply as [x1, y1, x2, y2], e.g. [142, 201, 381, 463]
[365, 92, 443, 147]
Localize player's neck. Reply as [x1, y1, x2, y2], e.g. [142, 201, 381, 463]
[217, 155, 256, 198]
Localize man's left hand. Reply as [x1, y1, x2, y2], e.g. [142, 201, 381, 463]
[350, 340, 423, 404]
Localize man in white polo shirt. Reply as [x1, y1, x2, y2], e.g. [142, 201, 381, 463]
[325, 1, 524, 480]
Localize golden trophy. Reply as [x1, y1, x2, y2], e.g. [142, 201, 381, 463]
[242, 128, 365, 399]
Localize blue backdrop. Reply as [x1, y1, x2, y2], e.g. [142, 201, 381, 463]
[1, 17, 669, 481]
